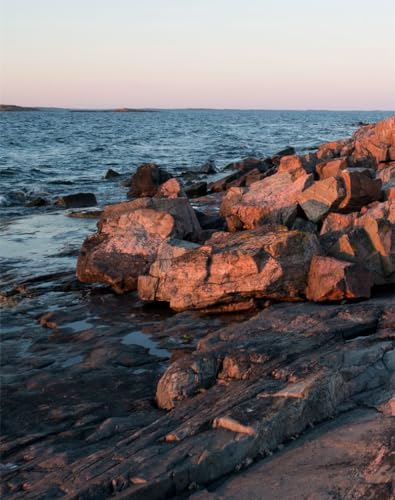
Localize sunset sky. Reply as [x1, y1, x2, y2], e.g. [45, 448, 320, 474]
[1, 0, 395, 109]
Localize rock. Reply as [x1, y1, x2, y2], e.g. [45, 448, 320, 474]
[298, 177, 346, 223]
[277, 154, 316, 180]
[55, 193, 97, 208]
[209, 163, 275, 193]
[68, 209, 103, 219]
[220, 172, 314, 230]
[126, 164, 172, 197]
[352, 116, 395, 164]
[185, 181, 207, 198]
[26, 197, 48, 207]
[382, 180, 395, 201]
[316, 138, 354, 161]
[306, 256, 373, 302]
[138, 227, 321, 311]
[76, 197, 201, 292]
[275, 146, 296, 157]
[104, 168, 120, 179]
[224, 157, 269, 172]
[315, 157, 348, 179]
[194, 210, 226, 231]
[199, 161, 217, 175]
[320, 200, 395, 285]
[376, 162, 395, 184]
[337, 169, 382, 212]
[155, 178, 186, 198]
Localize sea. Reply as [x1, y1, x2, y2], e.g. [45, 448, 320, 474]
[1, 109, 394, 288]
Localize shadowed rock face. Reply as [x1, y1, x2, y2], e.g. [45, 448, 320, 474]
[126, 163, 173, 197]
[138, 227, 321, 311]
[306, 255, 373, 301]
[77, 197, 201, 292]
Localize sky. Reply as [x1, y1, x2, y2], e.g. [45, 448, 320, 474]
[1, 0, 395, 110]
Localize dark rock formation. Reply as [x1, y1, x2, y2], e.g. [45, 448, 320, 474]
[126, 163, 173, 197]
[54, 192, 97, 208]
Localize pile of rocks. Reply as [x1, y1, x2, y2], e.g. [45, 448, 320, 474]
[77, 117, 395, 310]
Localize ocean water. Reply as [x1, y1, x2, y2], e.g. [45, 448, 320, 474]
[0, 109, 394, 286]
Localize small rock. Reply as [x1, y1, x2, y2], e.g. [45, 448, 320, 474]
[26, 197, 48, 207]
[186, 181, 207, 198]
[55, 193, 97, 209]
[104, 168, 120, 179]
[199, 160, 217, 175]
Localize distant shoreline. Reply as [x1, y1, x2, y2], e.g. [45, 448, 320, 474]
[1, 104, 394, 113]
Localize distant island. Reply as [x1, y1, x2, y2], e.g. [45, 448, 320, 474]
[0, 104, 156, 112]
[0, 104, 40, 111]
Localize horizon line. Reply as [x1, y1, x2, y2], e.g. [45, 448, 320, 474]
[2, 103, 395, 113]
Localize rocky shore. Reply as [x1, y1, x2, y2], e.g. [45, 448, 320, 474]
[1, 118, 394, 499]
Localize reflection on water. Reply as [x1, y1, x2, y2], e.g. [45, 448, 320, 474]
[121, 330, 170, 358]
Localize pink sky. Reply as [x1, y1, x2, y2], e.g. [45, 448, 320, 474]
[2, 0, 395, 109]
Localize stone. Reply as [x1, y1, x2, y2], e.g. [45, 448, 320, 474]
[138, 227, 321, 311]
[26, 196, 48, 207]
[275, 146, 296, 157]
[104, 168, 120, 179]
[277, 154, 316, 180]
[320, 201, 395, 285]
[126, 163, 172, 197]
[220, 172, 314, 230]
[194, 210, 226, 231]
[298, 177, 346, 223]
[337, 169, 382, 212]
[352, 116, 395, 164]
[316, 138, 354, 161]
[199, 160, 217, 175]
[155, 178, 186, 198]
[315, 157, 348, 179]
[76, 197, 201, 292]
[54, 192, 97, 208]
[306, 256, 373, 302]
[185, 181, 207, 198]
[224, 157, 269, 172]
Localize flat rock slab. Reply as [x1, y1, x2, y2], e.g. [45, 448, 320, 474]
[2, 294, 393, 499]
[192, 409, 395, 500]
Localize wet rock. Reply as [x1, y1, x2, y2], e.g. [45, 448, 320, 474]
[199, 160, 217, 175]
[126, 163, 173, 197]
[220, 172, 313, 230]
[77, 197, 201, 292]
[155, 178, 186, 199]
[298, 176, 346, 223]
[104, 168, 120, 179]
[275, 146, 296, 157]
[54, 192, 97, 208]
[224, 157, 268, 172]
[306, 256, 373, 302]
[138, 227, 321, 311]
[67, 209, 103, 219]
[185, 181, 207, 198]
[26, 197, 48, 207]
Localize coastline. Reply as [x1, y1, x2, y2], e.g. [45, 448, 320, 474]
[1, 115, 394, 499]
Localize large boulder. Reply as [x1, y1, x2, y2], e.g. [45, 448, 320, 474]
[298, 177, 346, 223]
[126, 164, 173, 197]
[220, 172, 313, 231]
[320, 200, 395, 285]
[306, 256, 373, 302]
[138, 227, 321, 311]
[76, 197, 201, 292]
[277, 154, 317, 180]
[352, 116, 395, 164]
[336, 169, 382, 212]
